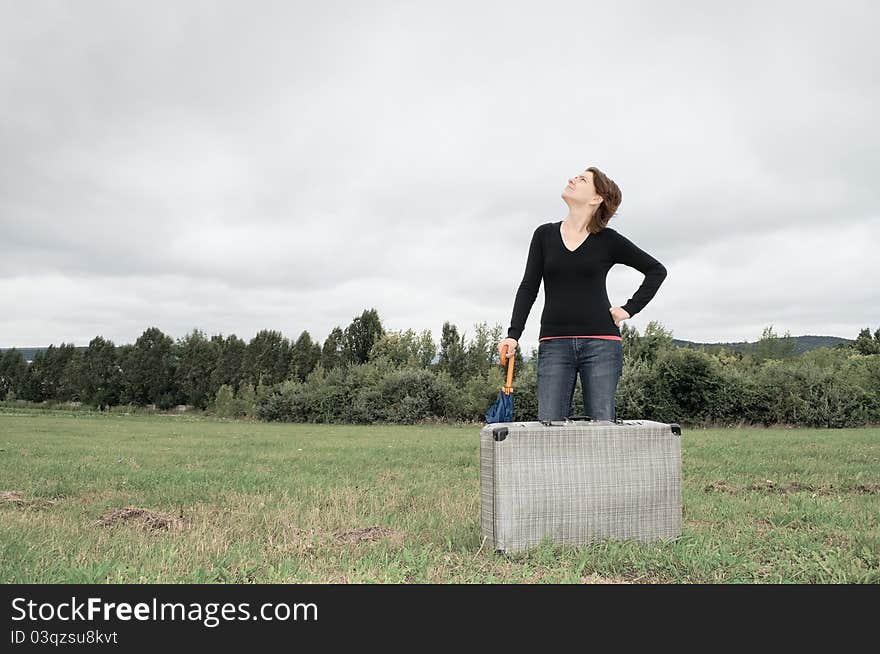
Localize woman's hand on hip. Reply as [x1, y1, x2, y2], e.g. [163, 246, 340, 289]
[609, 306, 631, 327]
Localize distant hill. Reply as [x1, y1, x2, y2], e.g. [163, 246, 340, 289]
[1, 334, 854, 365]
[671, 334, 853, 356]
[0, 346, 89, 365]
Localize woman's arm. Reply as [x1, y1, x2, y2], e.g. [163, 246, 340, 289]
[611, 229, 667, 318]
[506, 226, 544, 340]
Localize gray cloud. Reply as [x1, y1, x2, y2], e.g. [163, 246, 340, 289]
[2, 0, 878, 353]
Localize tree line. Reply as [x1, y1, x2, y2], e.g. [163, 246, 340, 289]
[1, 313, 879, 428]
[0, 309, 513, 411]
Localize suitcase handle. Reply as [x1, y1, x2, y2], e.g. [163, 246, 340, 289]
[568, 414, 625, 424]
[539, 415, 625, 426]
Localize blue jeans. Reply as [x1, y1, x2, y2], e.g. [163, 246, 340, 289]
[537, 337, 623, 421]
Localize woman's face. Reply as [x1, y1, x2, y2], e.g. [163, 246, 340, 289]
[562, 170, 597, 204]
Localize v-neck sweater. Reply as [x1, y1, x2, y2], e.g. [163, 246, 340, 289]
[506, 221, 667, 341]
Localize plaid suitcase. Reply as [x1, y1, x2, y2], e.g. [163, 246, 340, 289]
[480, 417, 682, 553]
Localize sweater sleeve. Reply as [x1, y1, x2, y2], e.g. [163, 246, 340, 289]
[611, 229, 667, 317]
[506, 225, 544, 340]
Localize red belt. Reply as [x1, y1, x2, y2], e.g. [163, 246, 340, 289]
[538, 335, 622, 341]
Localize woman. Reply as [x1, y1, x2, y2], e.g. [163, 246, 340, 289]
[497, 167, 667, 422]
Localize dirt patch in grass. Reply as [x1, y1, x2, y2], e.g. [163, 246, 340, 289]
[757, 516, 818, 533]
[268, 523, 407, 557]
[334, 525, 406, 547]
[2, 490, 25, 504]
[823, 533, 853, 548]
[706, 479, 878, 496]
[748, 479, 821, 494]
[93, 506, 186, 532]
[750, 480, 879, 496]
[703, 481, 736, 494]
[269, 523, 410, 556]
[2, 490, 58, 509]
[272, 524, 322, 556]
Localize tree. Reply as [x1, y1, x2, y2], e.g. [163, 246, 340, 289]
[58, 346, 84, 402]
[321, 326, 346, 371]
[242, 329, 290, 387]
[369, 329, 422, 368]
[19, 343, 79, 402]
[853, 327, 880, 355]
[620, 322, 641, 360]
[642, 321, 675, 357]
[343, 308, 385, 365]
[81, 336, 122, 409]
[753, 325, 796, 361]
[0, 348, 28, 400]
[174, 328, 218, 409]
[311, 341, 322, 374]
[369, 327, 437, 370]
[438, 321, 468, 382]
[464, 321, 502, 379]
[20, 350, 48, 402]
[416, 329, 436, 369]
[209, 333, 247, 395]
[119, 327, 177, 406]
[289, 331, 321, 382]
[620, 320, 675, 365]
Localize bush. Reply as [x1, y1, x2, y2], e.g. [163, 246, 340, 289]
[510, 359, 539, 422]
[647, 347, 722, 424]
[377, 367, 455, 424]
[258, 380, 314, 422]
[238, 383, 258, 418]
[786, 359, 873, 428]
[464, 369, 510, 423]
[212, 384, 248, 418]
[157, 392, 176, 411]
[350, 384, 384, 424]
[837, 353, 880, 423]
[749, 351, 878, 428]
[751, 359, 801, 426]
[704, 364, 760, 427]
[304, 363, 362, 424]
[615, 356, 653, 421]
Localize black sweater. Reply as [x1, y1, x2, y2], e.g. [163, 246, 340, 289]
[507, 221, 667, 341]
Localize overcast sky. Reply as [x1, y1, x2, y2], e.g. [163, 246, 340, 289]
[1, 0, 877, 355]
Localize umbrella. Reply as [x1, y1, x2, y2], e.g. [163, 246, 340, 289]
[484, 343, 516, 423]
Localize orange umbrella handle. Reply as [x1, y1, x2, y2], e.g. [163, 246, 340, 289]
[500, 343, 515, 394]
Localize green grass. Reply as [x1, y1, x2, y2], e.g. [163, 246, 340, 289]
[1, 408, 878, 583]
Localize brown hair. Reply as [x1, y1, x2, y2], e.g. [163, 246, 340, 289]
[586, 166, 622, 233]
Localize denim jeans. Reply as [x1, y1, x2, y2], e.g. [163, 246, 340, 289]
[536, 337, 623, 422]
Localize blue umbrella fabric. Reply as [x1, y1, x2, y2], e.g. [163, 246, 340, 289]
[484, 388, 513, 424]
[484, 343, 516, 424]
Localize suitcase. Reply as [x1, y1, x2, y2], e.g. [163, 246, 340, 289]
[480, 416, 682, 553]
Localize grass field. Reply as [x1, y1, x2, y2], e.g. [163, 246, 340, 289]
[1, 407, 878, 583]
